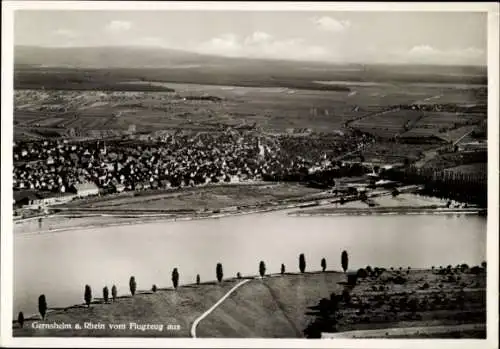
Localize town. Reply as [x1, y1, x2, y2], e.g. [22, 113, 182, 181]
[12, 129, 374, 210]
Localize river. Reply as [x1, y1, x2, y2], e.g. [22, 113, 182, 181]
[13, 210, 486, 316]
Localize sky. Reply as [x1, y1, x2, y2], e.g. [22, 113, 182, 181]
[14, 10, 488, 65]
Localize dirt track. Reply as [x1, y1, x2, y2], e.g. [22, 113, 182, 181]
[322, 323, 485, 338]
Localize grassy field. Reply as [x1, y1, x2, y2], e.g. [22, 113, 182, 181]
[346, 142, 439, 163]
[13, 280, 239, 337]
[197, 267, 486, 338]
[311, 193, 449, 211]
[59, 183, 324, 211]
[13, 266, 485, 338]
[196, 272, 345, 338]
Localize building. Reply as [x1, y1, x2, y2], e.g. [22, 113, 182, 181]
[457, 141, 487, 152]
[13, 191, 41, 208]
[13, 191, 76, 208]
[35, 192, 77, 206]
[72, 182, 100, 197]
[374, 179, 398, 188]
[113, 183, 125, 193]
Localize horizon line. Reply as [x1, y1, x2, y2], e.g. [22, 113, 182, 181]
[14, 45, 488, 69]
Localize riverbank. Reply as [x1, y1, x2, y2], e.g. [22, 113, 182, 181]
[13, 266, 486, 338]
[12, 182, 313, 219]
[290, 206, 486, 217]
[14, 200, 321, 236]
[13, 182, 354, 235]
[14, 183, 470, 236]
[289, 192, 484, 216]
[15, 200, 482, 236]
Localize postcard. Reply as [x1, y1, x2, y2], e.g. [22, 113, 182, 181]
[1, 1, 498, 348]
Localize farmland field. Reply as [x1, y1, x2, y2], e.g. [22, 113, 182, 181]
[14, 87, 364, 138]
[351, 109, 423, 139]
[344, 142, 439, 163]
[399, 112, 483, 140]
[13, 64, 488, 174]
[14, 73, 487, 141]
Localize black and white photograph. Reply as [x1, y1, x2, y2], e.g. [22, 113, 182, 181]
[1, 1, 498, 347]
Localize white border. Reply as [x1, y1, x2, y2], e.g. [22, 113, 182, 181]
[486, 7, 500, 348]
[1, 2, 499, 348]
[1, 1, 499, 11]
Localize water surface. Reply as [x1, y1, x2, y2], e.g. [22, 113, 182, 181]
[14, 211, 486, 316]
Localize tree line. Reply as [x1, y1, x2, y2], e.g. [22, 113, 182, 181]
[21, 251, 350, 326]
[382, 166, 487, 207]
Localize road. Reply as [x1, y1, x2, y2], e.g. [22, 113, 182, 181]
[332, 139, 374, 162]
[413, 123, 477, 169]
[452, 128, 476, 146]
[322, 323, 485, 338]
[190, 279, 251, 338]
[344, 107, 400, 128]
[413, 144, 449, 169]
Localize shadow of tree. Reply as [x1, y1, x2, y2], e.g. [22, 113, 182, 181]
[303, 295, 340, 338]
[138, 291, 154, 295]
[116, 295, 131, 299]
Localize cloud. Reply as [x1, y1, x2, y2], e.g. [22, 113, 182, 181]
[244, 31, 272, 45]
[404, 45, 486, 64]
[52, 29, 78, 39]
[458, 47, 485, 58]
[105, 20, 132, 33]
[408, 45, 435, 56]
[312, 16, 351, 33]
[195, 32, 336, 62]
[202, 33, 240, 54]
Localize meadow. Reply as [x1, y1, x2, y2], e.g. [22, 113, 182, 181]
[56, 183, 323, 211]
[13, 267, 486, 338]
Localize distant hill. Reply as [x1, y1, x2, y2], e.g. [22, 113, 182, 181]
[14, 46, 487, 86]
[14, 45, 316, 69]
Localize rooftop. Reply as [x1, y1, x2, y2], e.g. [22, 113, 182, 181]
[73, 182, 99, 191]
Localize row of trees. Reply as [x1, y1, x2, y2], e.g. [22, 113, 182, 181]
[299, 251, 349, 274]
[25, 251, 350, 325]
[382, 166, 487, 207]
